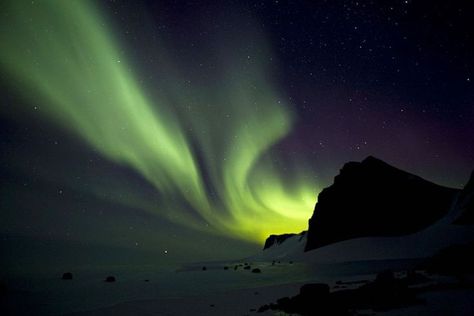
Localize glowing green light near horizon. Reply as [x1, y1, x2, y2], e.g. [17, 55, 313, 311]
[0, 0, 319, 243]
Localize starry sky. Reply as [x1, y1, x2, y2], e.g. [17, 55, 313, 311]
[0, 0, 473, 268]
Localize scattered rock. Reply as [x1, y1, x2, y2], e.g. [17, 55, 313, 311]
[300, 283, 330, 298]
[375, 270, 395, 285]
[202, 266, 207, 271]
[259, 271, 422, 315]
[224, 266, 229, 270]
[144, 279, 150, 282]
[403, 271, 429, 285]
[257, 304, 270, 313]
[61, 272, 73, 280]
[104, 276, 116, 282]
[252, 268, 262, 273]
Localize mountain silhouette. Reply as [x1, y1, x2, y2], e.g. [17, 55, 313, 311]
[303, 156, 459, 251]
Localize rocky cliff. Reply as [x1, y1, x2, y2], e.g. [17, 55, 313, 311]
[263, 232, 306, 250]
[305, 156, 459, 251]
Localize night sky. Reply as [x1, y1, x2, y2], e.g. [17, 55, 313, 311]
[1, 0, 473, 267]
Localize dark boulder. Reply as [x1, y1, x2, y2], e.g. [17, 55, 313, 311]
[61, 272, 73, 280]
[375, 270, 395, 285]
[403, 271, 429, 285]
[251, 268, 262, 273]
[263, 231, 306, 250]
[299, 283, 330, 298]
[0, 281, 7, 296]
[257, 304, 270, 313]
[104, 276, 116, 282]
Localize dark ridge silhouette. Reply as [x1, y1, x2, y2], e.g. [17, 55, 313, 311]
[305, 156, 458, 251]
[453, 171, 474, 224]
[263, 231, 306, 250]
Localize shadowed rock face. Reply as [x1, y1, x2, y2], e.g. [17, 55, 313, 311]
[305, 156, 458, 251]
[263, 232, 306, 250]
[263, 234, 296, 250]
[453, 171, 474, 224]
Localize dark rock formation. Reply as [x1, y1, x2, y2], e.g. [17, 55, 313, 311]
[257, 304, 270, 313]
[0, 281, 8, 296]
[252, 268, 261, 273]
[300, 283, 330, 298]
[305, 156, 458, 251]
[263, 231, 306, 250]
[104, 276, 116, 282]
[453, 171, 474, 224]
[263, 233, 296, 249]
[259, 271, 421, 315]
[61, 272, 73, 280]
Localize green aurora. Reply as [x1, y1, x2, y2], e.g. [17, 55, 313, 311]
[0, 0, 319, 243]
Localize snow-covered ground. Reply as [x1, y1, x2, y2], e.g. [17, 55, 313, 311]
[4, 195, 474, 315]
[3, 251, 474, 315]
[0, 256, 432, 316]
